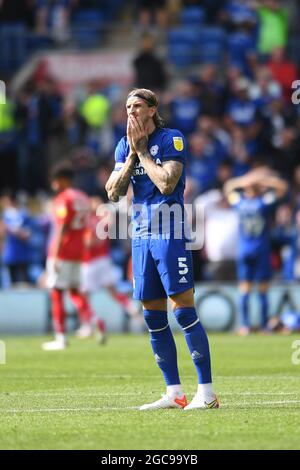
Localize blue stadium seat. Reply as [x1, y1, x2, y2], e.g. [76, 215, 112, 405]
[71, 9, 104, 48]
[200, 26, 226, 44]
[169, 27, 202, 46]
[198, 26, 226, 63]
[168, 43, 196, 68]
[27, 33, 53, 54]
[101, 0, 124, 21]
[72, 9, 104, 25]
[180, 6, 206, 26]
[168, 27, 202, 67]
[0, 23, 28, 73]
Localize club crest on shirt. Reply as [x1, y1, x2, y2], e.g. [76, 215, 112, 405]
[150, 145, 159, 156]
[173, 136, 184, 151]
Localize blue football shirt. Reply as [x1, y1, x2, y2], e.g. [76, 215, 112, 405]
[228, 190, 277, 257]
[114, 127, 186, 238]
[2, 208, 32, 264]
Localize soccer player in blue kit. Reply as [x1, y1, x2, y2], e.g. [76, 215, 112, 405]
[106, 88, 219, 410]
[224, 167, 287, 335]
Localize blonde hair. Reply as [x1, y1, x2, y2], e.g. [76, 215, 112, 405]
[127, 88, 165, 128]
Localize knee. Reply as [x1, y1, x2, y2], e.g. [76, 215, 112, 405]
[174, 307, 198, 330]
[239, 282, 252, 294]
[143, 310, 168, 332]
[258, 283, 269, 294]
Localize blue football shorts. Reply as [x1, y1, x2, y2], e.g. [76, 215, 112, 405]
[237, 251, 272, 282]
[132, 236, 194, 300]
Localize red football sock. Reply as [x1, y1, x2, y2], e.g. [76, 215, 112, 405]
[51, 289, 66, 333]
[69, 290, 94, 324]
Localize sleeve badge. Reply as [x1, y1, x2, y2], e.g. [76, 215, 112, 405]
[173, 136, 184, 151]
[56, 205, 67, 219]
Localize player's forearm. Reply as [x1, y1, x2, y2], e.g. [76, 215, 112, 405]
[137, 151, 174, 195]
[224, 176, 248, 195]
[263, 176, 288, 197]
[51, 225, 66, 259]
[106, 154, 136, 202]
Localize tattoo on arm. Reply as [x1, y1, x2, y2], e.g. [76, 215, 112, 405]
[106, 154, 137, 202]
[137, 151, 183, 195]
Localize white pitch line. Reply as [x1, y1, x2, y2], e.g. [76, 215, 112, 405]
[1, 400, 300, 414]
[0, 407, 138, 413]
[0, 391, 299, 397]
[2, 375, 300, 380]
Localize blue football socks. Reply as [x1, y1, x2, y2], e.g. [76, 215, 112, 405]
[259, 292, 268, 328]
[174, 307, 212, 384]
[240, 292, 250, 328]
[143, 310, 181, 386]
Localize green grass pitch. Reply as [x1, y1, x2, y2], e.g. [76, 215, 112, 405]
[0, 333, 300, 450]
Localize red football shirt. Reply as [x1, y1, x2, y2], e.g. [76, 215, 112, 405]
[82, 213, 110, 262]
[48, 188, 90, 261]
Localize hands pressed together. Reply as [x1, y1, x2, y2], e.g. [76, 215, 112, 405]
[127, 115, 148, 156]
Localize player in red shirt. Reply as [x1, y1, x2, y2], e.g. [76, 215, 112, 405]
[42, 162, 105, 351]
[81, 195, 141, 332]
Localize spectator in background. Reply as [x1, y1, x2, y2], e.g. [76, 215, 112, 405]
[15, 79, 62, 194]
[50, 98, 88, 166]
[136, 0, 168, 30]
[249, 65, 282, 116]
[197, 114, 231, 153]
[195, 175, 239, 281]
[220, 0, 257, 32]
[229, 125, 253, 176]
[0, 90, 17, 192]
[291, 164, 300, 210]
[133, 33, 167, 93]
[271, 203, 297, 280]
[80, 81, 111, 157]
[168, 79, 201, 136]
[110, 103, 127, 149]
[0, 192, 32, 285]
[196, 0, 226, 24]
[262, 96, 299, 177]
[197, 114, 230, 161]
[292, 209, 300, 280]
[224, 76, 258, 130]
[35, 0, 75, 43]
[27, 200, 52, 285]
[224, 77, 263, 157]
[256, 0, 288, 56]
[196, 63, 224, 115]
[267, 47, 298, 102]
[187, 132, 220, 194]
[0, 0, 34, 25]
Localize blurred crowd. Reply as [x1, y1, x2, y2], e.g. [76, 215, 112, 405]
[1, 0, 300, 287]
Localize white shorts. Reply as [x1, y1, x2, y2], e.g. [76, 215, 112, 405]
[46, 258, 81, 290]
[81, 256, 122, 293]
